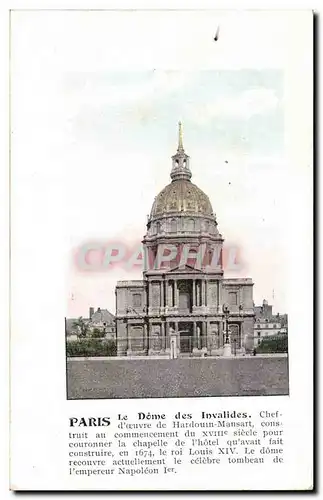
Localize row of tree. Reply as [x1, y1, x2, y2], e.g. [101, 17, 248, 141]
[256, 335, 288, 353]
[70, 317, 106, 338]
[66, 339, 117, 357]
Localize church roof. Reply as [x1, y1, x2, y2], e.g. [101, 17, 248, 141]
[150, 179, 213, 218]
[149, 122, 214, 219]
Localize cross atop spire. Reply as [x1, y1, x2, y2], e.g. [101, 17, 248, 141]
[178, 121, 184, 151]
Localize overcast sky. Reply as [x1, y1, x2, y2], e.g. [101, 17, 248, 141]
[62, 67, 287, 318]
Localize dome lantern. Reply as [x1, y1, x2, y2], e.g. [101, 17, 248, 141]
[170, 122, 192, 182]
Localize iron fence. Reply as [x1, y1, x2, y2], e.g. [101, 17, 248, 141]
[116, 335, 243, 353]
[66, 333, 288, 357]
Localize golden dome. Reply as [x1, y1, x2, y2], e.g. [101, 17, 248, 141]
[150, 179, 213, 218]
[149, 123, 214, 219]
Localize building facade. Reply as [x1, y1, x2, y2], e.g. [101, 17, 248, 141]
[115, 124, 255, 357]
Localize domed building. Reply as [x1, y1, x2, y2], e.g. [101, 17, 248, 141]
[115, 124, 255, 357]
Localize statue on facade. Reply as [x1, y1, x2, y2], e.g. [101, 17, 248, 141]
[196, 325, 201, 350]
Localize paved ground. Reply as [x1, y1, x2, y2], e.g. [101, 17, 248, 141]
[66, 357, 289, 399]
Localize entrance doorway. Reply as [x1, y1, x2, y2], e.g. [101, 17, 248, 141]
[178, 322, 193, 353]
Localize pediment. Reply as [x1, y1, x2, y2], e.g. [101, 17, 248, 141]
[168, 264, 203, 274]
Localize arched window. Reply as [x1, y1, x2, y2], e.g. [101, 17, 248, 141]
[228, 292, 238, 305]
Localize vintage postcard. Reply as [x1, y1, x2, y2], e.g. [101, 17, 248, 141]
[10, 9, 313, 491]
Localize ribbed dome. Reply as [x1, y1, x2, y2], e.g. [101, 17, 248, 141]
[150, 179, 213, 218]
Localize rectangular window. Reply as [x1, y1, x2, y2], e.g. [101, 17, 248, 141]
[133, 293, 142, 308]
[228, 292, 237, 305]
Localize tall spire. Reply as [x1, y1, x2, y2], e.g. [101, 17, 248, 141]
[178, 121, 184, 151]
[171, 121, 192, 182]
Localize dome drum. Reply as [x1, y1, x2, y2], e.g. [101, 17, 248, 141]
[146, 215, 219, 238]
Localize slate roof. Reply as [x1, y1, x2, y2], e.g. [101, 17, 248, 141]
[90, 308, 115, 325]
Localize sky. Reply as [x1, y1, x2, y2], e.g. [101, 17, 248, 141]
[11, 10, 312, 320]
[62, 68, 287, 317]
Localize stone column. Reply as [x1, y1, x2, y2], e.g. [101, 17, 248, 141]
[165, 279, 168, 306]
[192, 280, 196, 307]
[147, 321, 151, 350]
[174, 322, 179, 355]
[144, 323, 148, 352]
[174, 280, 178, 307]
[239, 323, 243, 349]
[217, 322, 221, 348]
[201, 321, 206, 349]
[127, 323, 132, 353]
[148, 281, 152, 309]
[160, 280, 164, 308]
[205, 280, 208, 307]
[201, 281, 205, 306]
[143, 246, 148, 272]
[218, 280, 223, 313]
[206, 321, 210, 350]
[193, 322, 197, 350]
[197, 324, 201, 349]
[165, 322, 170, 350]
[168, 280, 173, 307]
[161, 322, 166, 351]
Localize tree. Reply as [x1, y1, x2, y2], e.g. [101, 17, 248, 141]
[91, 328, 106, 339]
[66, 339, 117, 357]
[72, 317, 89, 339]
[257, 335, 288, 353]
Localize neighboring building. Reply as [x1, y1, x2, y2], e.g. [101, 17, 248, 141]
[65, 307, 116, 339]
[89, 307, 116, 339]
[115, 123, 255, 357]
[254, 299, 288, 346]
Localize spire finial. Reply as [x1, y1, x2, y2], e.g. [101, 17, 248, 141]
[178, 121, 184, 151]
[171, 121, 191, 181]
